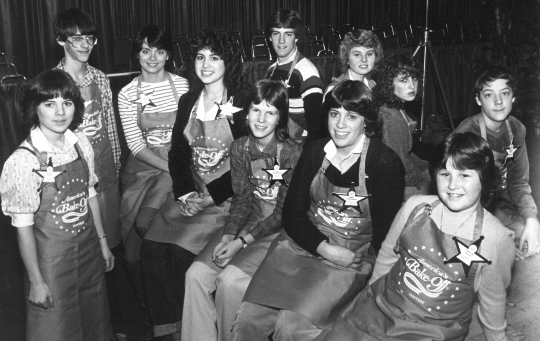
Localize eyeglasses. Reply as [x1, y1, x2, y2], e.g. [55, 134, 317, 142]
[66, 35, 97, 48]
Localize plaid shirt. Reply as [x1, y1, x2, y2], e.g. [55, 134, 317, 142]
[56, 59, 121, 173]
[223, 135, 303, 240]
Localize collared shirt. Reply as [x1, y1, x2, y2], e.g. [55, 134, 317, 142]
[223, 135, 303, 240]
[55, 59, 121, 173]
[276, 47, 298, 65]
[323, 134, 365, 173]
[0, 128, 98, 227]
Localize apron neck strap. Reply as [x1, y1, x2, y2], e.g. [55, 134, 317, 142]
[268, 50, 300, 85]
[478, 115, 513, 142]
[136, 72, 179, 117]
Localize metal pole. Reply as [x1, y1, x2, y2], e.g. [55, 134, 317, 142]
[419, 0, 430, 133]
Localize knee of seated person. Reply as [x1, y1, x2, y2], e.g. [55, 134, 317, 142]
[216, 265, 246, 292]
[185, 261, 213, 284]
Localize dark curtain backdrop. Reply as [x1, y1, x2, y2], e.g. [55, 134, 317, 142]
[1, 0, 481, 79]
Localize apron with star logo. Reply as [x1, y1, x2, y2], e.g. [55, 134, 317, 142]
[75, 82, 121, 248]
[144, 90, 234, 254]
[322, 201, 483, 341]
[20, 138, 111, 341]
[244, 137, 375, 329]
[197, 138, 285, 274]
[120, 73, 179, 263]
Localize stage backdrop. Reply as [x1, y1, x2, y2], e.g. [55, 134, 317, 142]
[0, 0, 483, 79]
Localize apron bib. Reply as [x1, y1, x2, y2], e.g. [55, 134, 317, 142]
[76, 82, 120, 248]
[244, 137, 375, 328]
[330, 201, 483, 341]
[120, 73, 179, 261]
[197, 139, 284, 275]
[145, 90, 234, 254]
[21, 139, 111, 341]
[266, 52, 306, 145]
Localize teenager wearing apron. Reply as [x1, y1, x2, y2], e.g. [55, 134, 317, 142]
[318, 133, 520, 341]
[375, 55, 432, 201]
[453, 65, 539, 259]
[231, 80, 405, 341]
[0, 70, 113, 341]
[118, 25, 189, 307]
[323, 29, 382, 98]
[141, 29, 247, 341]
[182, 80, 303, 341]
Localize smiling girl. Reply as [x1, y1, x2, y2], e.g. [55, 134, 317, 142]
[0, 69, 113, 340]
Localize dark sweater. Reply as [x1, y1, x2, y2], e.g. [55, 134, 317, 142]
[282, 137, 405, 255]
[168, 88, 248, 205]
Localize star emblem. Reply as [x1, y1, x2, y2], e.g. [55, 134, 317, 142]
[134, 90, 156, 111]
[504, 137, 520, 165]
[216, 97, 242, 120]
[33, 157, 65, 191]
[332, 182, 370, 214]
[263, 157, 291, 186]
[444, 236, 491, 277]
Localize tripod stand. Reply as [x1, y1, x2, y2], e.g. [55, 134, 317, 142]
[412, 0, 455, 139]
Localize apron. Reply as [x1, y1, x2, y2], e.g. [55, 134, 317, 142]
[197, 138, 285, 275]
[326, 201, 483, 341]
[266, 52, 306, 144]
[120, 73, 179, 263]
[144, 89, 234, 255]
[75, 82, 121, 248]
[244, 137, 375, 329]
[21, 139, 111, 341]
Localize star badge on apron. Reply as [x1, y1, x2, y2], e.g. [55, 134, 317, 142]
[504, 137, 520, 165]
[263, 157, 291, 187]
[33, 157, 65, 191]
[216, 97, 242, 121]
[332, 182, 370, 214]
[133, 90, 156, 111]
[444, 236, 492, 277]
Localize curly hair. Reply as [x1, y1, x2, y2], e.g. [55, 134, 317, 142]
[339, 29, 384, 73]
[430, 132, 498, 207]
[373, 54, 421, 110]
[132, 25, 175, 72]
[323, 80, 380, 137]
[243, 80, 290, 141]
[185, 28, 244, 93]
[21, 69, 85, 131]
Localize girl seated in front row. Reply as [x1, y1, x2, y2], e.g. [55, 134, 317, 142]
[318, 132, 521, 341]
[183, 79, 303, 341]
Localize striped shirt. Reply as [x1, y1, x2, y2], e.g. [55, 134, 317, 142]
[55, 59, 121, 173]
[118, 74, 189, 155]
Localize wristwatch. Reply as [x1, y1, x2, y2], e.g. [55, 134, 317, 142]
[239, 236, 248, 248]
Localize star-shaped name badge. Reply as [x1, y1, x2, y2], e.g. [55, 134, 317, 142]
[216, 97, 242, 120]
[263, 157, 291, 187]
[444, 236, 491, 278]
[133, 90, 156, 112]
[332, 182, 370, 214]
[33, 157, 65, 191]
[504, 137, 520, 165]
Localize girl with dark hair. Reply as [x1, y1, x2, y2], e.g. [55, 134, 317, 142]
[183, 79, 302, 341]
[0, 69, 114, 340]
[117, 25, 188, 305]
[374, 54, 431, 200]
[140, 28, 246, 341]
[231, 80, 404, 341]
[324, 29, 384, 97]
[318, 132, 521, 341]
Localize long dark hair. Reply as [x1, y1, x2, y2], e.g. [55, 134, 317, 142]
[185, 29, 244, 93]
[430, 132, 498, 207]
[21, 69, 85, 131]
[243, 80, 290, 141]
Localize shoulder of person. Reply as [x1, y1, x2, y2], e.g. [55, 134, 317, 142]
[282, 137, 304, 153]
[231, 135, 249, 150]
[88, 65, 108, 80]
[119, 77, 139, 96]
[295, 55, 322, 80]
[404, 195, 440, 219]
[453, 114, 479, 133]
[507, 115, 526, 136]
[368, 137, 398, 158]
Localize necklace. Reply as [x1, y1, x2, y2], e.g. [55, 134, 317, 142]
[440, 206, 476, 236]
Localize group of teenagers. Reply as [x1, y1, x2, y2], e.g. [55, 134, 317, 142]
[0, 6, 538, 341]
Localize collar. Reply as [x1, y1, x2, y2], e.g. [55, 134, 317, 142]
[249, 135, 278, 160]
[56, 58, 95, 87]
[277, 48, 299, 66]
[347, 69, 371, 88]
[323, 134, 365, 160]
[30, 127, 78, 153]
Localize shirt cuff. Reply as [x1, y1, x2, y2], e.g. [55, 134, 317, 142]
[11, 213, 35, 228]
[178, 191, 196, 203]
[88, 187, 97, 199]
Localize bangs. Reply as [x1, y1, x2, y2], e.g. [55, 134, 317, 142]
[34, 77, 79, 102]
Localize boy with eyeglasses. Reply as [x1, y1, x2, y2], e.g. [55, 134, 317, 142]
[53, 8, 121, 252]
